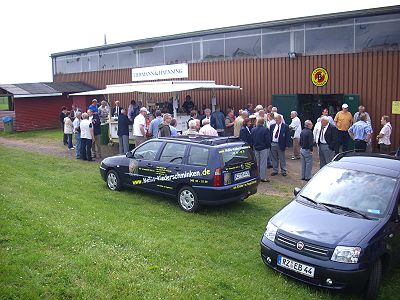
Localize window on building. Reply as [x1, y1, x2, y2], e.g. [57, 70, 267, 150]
[225, 29, 261, 38]
[82, 51, 99, 72]
[293, 30, 305, 54]
[55, 57, 67, 74]
[159, 143, 187, 164]
[118, 47, 137, 69]
[305, 25, 354, 54]
[165, 43, 192, 64]
[193, 42, 201, 61]
[355, 20, 400, 51]
[202, 39, 225, 61]
[65, 55, 82, 73]
[262, 32, 290, 57]
[225, 35, 261, 58]
[99, 49, 118, 70]
[138, 47, 165, 67]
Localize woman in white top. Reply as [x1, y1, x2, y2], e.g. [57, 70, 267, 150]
[63, 111, 74, 149]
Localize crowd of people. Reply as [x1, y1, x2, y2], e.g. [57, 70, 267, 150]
[60, 99, 393, 183]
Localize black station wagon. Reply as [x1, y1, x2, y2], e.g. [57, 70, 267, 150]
[260, 153, 400, 299]
[100, 136, 259, 212]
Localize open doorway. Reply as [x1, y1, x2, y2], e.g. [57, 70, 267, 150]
[298, 94, 344, 124]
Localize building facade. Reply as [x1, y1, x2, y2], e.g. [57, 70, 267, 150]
[52, 6, 400, 149]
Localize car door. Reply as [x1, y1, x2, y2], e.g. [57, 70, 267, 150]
[153, 142, 188, 195]
[385, 189, 400, 265]
[127, 140, 163, 191]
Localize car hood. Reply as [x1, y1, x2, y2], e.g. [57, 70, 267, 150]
[102, 155, 128, 166]
[271, 200, 381, 248]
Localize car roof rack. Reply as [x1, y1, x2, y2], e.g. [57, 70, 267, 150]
[159, 135, 242, 146]
[333, 150, 400, 162]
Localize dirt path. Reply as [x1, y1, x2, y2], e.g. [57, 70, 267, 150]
[0, 136, 319, 198]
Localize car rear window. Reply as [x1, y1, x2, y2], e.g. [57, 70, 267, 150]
[220, 145, 252, 166]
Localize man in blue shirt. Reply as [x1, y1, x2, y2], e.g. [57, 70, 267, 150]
[148, 110, 163, 138]
[348, 113, 372, 152]
[88, 99, 99, 113]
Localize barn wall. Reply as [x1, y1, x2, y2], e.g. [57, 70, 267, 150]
[14, 96, 72, 131]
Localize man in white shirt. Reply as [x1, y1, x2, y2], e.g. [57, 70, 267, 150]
[289, 111, 302, 160]
[80, 113, 95, 161]
[376, 115, 392, 154]
[199, 118, 218, 136]
[133, 107, 147, 146]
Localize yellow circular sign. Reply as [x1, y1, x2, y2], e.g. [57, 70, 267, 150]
[311, 67, 329, 87]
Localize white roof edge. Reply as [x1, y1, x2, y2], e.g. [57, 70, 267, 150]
[14, 93, 63, 98]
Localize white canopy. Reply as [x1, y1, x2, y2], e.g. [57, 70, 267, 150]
[70, 80, 241, 96]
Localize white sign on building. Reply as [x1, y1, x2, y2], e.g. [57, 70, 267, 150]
[132, 63, 188, 82]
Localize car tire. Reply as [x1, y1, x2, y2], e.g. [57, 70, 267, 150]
[365, 258, 382, 300]
[178, 186, 199, 212]
[106, 170, 122, 191]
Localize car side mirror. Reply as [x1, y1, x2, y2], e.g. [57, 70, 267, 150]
[126, 151, 133, 158]
[294, 187, 301, 196]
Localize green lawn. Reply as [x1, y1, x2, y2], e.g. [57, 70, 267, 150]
[0, 146, 399, 299]
[0, 128, 61, 141]
[0, 97, 9, 110]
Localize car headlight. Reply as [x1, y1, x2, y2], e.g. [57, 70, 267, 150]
[264, 222, 278, 242]
[331, 246, 361, 263]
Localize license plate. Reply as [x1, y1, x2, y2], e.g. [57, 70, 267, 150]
[277, 255, 315, 278]
[234, 170, 250, 181]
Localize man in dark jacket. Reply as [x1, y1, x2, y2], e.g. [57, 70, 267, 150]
[211, 105, 225, 136]
[158, 113, 172, 137]
[239, 118, 252, 146]
[299, 120, 314, 181]
[316, 116, 338, 168]
[251, 118, 271, 182]
[60, 106, 67, 145]
[270, 114, 291, 176]
[90, 109, 102, 158]
[117, 109, 130, 154]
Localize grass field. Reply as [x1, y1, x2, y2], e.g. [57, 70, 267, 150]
[0, 128, 60, 140]
[0, 145, 399, 299]
[0, 97, 9, 110]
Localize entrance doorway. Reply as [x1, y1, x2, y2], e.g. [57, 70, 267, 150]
[272, 94, 359, 125]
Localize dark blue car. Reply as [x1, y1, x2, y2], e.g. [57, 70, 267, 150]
[100, 136, 259, 212]
[260, 153, 400, 300]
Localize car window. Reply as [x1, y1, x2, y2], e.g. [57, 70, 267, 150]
[188, 146, 209, 166]
[300, 166, 398, 218]
[133, 141, 163, 160]
[220, 145, 252, 166]
[159, 143, 187, 164]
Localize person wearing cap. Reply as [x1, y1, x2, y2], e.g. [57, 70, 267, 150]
[133, 107, 148, 146]
[334, 104, 353, 152]
[88, 99, 98, 113]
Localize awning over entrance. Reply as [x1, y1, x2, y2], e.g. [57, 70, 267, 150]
[70, 80, 241, 95]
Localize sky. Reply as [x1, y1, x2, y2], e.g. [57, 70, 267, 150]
[1, 0, 399, 84]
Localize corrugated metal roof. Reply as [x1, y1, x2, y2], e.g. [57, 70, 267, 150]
[50, 5, 400, 58]
[0, 82, 96, 96]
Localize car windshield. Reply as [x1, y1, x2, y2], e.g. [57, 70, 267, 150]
[300, 166, 397, 218]
[220, 145, 252, 166]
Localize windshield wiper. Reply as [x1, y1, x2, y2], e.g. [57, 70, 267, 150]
[299, 195, 333, 213]
[319, 203, 373, 220]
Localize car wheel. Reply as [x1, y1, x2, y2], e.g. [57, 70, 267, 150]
[178, 186, 199, 212]
[107, 170, 122, 191]
[365, 259, 382, 300]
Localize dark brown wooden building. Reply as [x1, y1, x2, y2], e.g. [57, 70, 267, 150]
[52, 6, 400, 149]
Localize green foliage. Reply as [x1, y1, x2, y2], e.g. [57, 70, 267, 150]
[0, 146, 398, 299]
